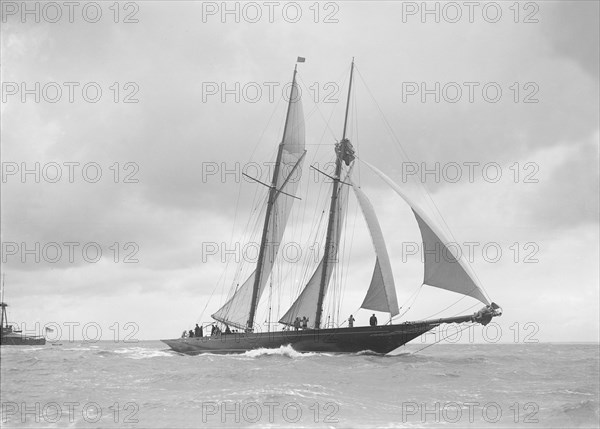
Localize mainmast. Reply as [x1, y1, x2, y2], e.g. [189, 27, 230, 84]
[247, 63, 300, 331]
[314, 58, 355, 329]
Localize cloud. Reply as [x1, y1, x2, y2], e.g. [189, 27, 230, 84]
[2, 2, 598, 341]
[543, 1, 600, 79]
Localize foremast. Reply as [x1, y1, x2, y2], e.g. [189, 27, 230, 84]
[314, 59, 355, 329]
[247, 63, 300, 331]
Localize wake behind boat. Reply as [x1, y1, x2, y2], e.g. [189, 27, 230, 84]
[162, 58, 501, 355]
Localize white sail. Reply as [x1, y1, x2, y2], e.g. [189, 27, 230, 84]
[351, 184, 400, 316]
[363, 161, 490, 305]
[211, 271, 256, 330]
[279, 168, 352, 328]
[212, 80, 306, 328]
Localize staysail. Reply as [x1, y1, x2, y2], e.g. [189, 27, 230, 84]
[278, 168, 352, 328]
[212, 70, 306, 329]
[363, 161, 490, 305]
[212, 271, 256, 330]
[351, 183, 400, 316]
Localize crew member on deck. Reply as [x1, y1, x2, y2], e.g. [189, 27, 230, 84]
[194, 324, 202, 337]
[294, 317, 300, 331]
[189, 329, 194, 338]
[302, 317, 308, 329]
[348, 314, 355, 328]
[370, 314, 377, 326]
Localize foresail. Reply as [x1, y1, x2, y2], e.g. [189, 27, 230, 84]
[351, 184, 400, 316]
[279, 168, 352, 328]
[363, 161, 490, 305]
[212, 80, 306, 328]
[279, 259, 324, 327]
[211, 271, 256, 330]
[411, 211, 488, 304]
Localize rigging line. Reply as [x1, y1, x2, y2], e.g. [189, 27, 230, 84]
[286, 159, 334, 319]
[238, 82, 281, 241]
[286, 153, 309, 299]
[219, 159, 263, 306]
[353, 66, 492, 304]
[331, 169, 348, 326]
[286, 195, 329, 323]
[412, 323, 477, 354]
[397, 279, 424, 310]
[297, 71, 347, 143]
[334, 197, 345, 326]
[203, 245, 251, 323]
[219, 185, 268, 321]
[231, 167, 269, 284]
[422, 293, 470, 320]
[452, 302, 480, 318]
[393, 284, 424, 321]
[295, 205, 322, 300]
[352, 80, 361, 186]
[208, 175, 262, 312]
[340, 171, 358, 326]
[248, 90, 284, 162]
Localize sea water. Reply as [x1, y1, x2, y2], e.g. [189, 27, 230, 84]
[1, 342, 598, 428]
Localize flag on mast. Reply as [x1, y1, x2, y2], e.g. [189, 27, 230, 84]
[297, 57, 306, 63]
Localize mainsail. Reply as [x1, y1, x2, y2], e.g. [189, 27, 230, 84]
[351, 184, 400, 316]
[279, 168, 352, 328]
[363, 161, 490, 305]
[212, 68, 306, 329]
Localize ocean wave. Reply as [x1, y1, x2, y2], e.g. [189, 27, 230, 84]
[21, 346, 46, 352]
[113, 347, 174, 359]
[555, 399, 600, 425]
[242, 344, 323, 358]
[356, 350, 386, 356]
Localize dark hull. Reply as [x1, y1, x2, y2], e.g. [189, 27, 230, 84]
[1, 335, 46, 346]
[162, 323, 438, 355]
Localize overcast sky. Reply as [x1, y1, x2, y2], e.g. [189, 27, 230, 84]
[1, 1, 598, 343]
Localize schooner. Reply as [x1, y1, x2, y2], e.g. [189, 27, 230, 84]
[162, 58, 501, 355]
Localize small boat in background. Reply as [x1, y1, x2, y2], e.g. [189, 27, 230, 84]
[0, 274, 46, 346]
